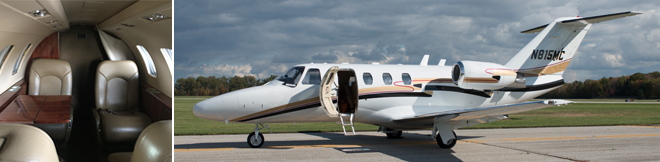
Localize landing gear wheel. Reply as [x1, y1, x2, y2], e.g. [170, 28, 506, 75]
[386, 130, 403, 139]
[247, 132, 264, 148]
[436, 130, 457, 148]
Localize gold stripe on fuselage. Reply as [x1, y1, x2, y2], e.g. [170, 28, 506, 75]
[517, 60, 571, 76]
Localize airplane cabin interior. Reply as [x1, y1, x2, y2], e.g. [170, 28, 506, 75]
[0, 0, 172, 161]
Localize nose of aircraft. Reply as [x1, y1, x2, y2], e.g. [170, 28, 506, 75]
[193, 96, 225, 121]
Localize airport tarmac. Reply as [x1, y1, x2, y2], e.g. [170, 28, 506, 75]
[174, 126, 660, 161]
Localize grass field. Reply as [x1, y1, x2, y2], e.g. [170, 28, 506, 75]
[174, 96, 660, 135]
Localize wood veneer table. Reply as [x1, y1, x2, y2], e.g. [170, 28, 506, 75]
[0, 95, 71, 124]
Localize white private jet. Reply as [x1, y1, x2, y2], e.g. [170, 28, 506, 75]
[193, 11, 641, 148]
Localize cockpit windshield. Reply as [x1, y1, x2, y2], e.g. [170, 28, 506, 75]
[277, 66, 305, 85]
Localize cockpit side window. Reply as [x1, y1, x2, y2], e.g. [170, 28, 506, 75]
[363, 72, 373, 85]
[278, 66, 305, 85]
[402, 73, 412, 85]
[302, 68, 321, 85]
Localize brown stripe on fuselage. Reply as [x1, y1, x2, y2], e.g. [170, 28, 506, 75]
[463, 77, 498, 83]
[230, 97, 319, 122]
[427, 78, 453, 84]
[358, 86, 418, 94]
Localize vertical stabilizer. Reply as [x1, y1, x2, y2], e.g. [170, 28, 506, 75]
[504, 11, 641, 77]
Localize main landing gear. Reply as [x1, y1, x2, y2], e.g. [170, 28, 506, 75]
[380, 127, 403, 139]
[247, 123, 270, 148]
[386, 131, 403, 139]
[435, 131, 457, 148]
[432, 116, 458, 148]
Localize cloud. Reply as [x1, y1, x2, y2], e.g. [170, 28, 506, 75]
[175, 63, 254, 78]
[175, 0, 660, 82]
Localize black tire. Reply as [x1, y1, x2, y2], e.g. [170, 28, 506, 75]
[386, 130, 403, 139]
[436, 130, 457, 148]
[247, 132, 264, 148]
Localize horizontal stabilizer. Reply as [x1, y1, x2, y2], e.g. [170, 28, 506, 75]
[521, 11, 642, 33]
[394, 100, 573, 123]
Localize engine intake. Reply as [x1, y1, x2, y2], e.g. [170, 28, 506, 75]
[451, 61, 517, 90]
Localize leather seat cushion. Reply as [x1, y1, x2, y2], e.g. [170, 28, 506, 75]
[100, 111, 152, 143]
[0, 123, 59, 162]
[108, 152, 132, 162]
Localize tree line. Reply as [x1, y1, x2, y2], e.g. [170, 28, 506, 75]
[540, 71, 660, 99]
[174, 75, 278, 96]
[175, 71, 660, 99]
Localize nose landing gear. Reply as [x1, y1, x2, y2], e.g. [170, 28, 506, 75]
[247, 132, 264, 148]
[247, 123, 270, 148]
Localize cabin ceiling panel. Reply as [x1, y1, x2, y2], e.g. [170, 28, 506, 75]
[0, 1, 57, 36]
[37, 0, 70, 29]
[61, 0, 136, 25]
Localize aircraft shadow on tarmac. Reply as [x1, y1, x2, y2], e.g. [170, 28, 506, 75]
[175, 132, 484, 161]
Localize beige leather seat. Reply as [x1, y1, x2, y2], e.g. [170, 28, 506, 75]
[93, 60, 152, 144]
[29, 58, 73, 142]
[108, 120, 172, 162]
[0, 123, 59, 162]
[29, 58, 72, 95]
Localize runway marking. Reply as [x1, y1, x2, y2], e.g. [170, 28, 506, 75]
[268, 144, 362, 149]
[623, 125, 660, 129]
[595, 134, 660, 138]
[501, 136, 589, 141]
[393, 141, 436, 145]
[499, 133, 660, 142]
[174, 148, 234, 152]
[462, 140, 486, 143]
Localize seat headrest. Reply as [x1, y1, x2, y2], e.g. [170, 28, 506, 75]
[97, 60, 139, 80]
[29, 58, 72, 95]
[0, 123, 59, 162]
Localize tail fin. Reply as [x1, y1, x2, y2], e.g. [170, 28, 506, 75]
[504, 11, 641, 76]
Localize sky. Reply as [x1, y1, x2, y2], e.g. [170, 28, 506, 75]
[174, 0, 660, 82]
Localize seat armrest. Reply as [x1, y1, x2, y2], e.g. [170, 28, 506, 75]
[92, 108, 102, 143]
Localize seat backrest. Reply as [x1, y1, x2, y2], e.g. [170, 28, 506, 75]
[29, 59, 72, 95]
[131, 120, 172, 162]
[96, 60, 139, 111]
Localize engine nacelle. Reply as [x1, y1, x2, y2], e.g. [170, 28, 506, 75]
[451, 61, 517, 90]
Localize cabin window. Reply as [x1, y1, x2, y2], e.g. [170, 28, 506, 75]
[402, 73, 412, 85]
[0, 45, 13, 69]
[302, 68, 321, 85]
[136, 45, 157, 77]
[12, 44, 31, 75]
[382, 73, 392, 85]
[160, 48, 173, 75]
[278, 66, 305, 85]
[363, 72, 373, 85]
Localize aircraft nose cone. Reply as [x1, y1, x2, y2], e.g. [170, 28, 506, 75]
[193, 98, 223, 121]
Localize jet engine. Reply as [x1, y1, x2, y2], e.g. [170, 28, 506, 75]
[451, 61, 517, 90]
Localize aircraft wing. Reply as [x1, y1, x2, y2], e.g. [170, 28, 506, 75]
[393, 100, 573, 127]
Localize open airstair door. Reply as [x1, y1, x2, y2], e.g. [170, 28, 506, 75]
[320, 66, 359, 116]
[320, 66, 359, 135]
